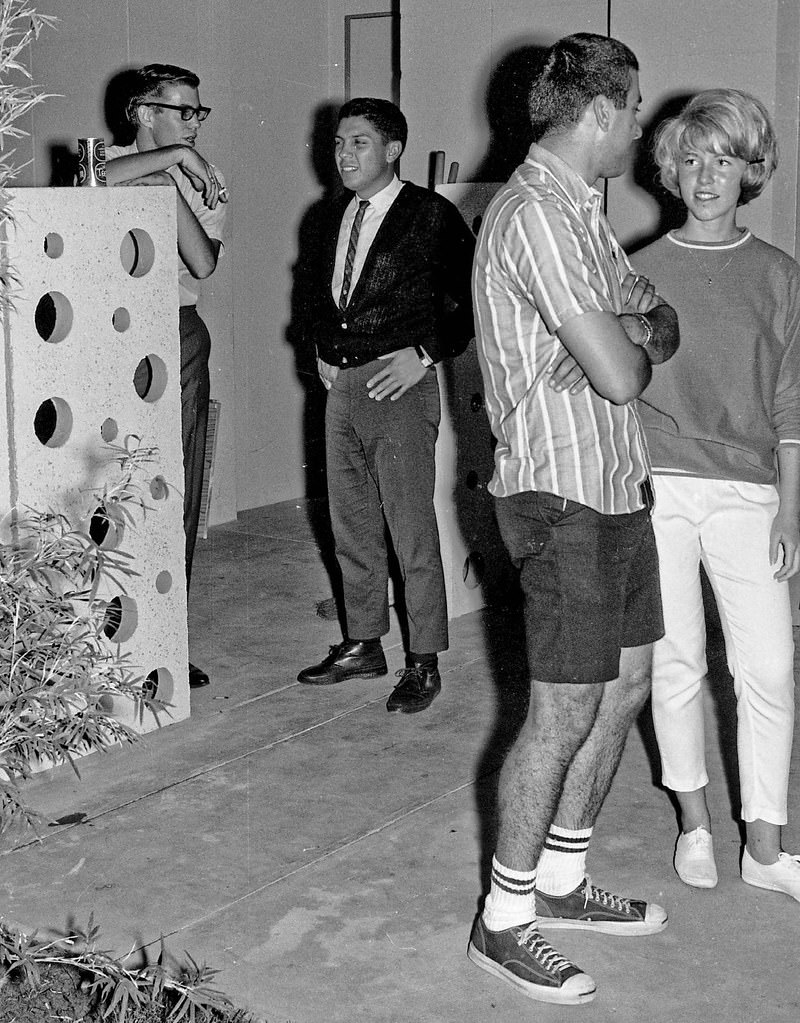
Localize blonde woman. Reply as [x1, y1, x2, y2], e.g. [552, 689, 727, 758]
[635, 89, 800, 900]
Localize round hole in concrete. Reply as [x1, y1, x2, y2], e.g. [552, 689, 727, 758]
[149, 475, 169, 501]
[142, 667, 174, 702]
[35, 291, 73, 343]
[100, 419, 119, 443]
[44, 232, 64, 258]
[34, 397, 73, 447]
[133, 354, 168, 402]
[155, 570, 173, 594]
[100, 418, 118, 443]
[463, 551, 485, 590]
[112, 307, 131, 332]
[102, 595, 138, 643]
[119, 228, 155, 277]
[88, 504, 125, 550]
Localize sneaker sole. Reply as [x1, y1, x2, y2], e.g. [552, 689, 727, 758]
[536, 916, 667, 935]
[467, 942, 596, 1005]
[676, 869, 718, 889]
[741, 873, 800, 901]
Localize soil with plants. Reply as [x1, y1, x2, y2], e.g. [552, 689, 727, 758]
[0, 966, 254, 1022]
[0, 917, 256, 1023]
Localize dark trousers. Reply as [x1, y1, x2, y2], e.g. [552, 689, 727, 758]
[180, 306, 211, 589]
[325, 360, 448, 654]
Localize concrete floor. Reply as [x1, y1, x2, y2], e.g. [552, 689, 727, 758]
[2, 499, 800, 1023]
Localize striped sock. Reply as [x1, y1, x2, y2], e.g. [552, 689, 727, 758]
[482, 855, 537, 931]
[536, 826, 593, 896]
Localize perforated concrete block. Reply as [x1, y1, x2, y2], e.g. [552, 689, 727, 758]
[1, 187, 189, 733]
[434, 184, 513, 619]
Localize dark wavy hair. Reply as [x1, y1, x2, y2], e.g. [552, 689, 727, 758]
[125, 64, 200, 127]
[529, 33, 638, 138]
[653, 89, 777, 207]
[337, 97, 408, 152]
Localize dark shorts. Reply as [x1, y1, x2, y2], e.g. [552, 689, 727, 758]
[495, 491, 664, 684]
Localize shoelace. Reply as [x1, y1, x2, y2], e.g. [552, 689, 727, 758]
[686, 829, 711, 848]
[516, 924, 574, 974]
[580, 879, 632, 913]
[392, 667, 423, 688]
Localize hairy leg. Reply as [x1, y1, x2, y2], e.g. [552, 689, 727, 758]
[495, 679, 604, 872]
[552, 644, 653, 831]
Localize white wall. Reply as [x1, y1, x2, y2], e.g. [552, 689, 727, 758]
[13, 1, 800, 523]
[401, 1, 800, 256]
[606, 0, 800, 251]
[18, 0, 333, 521]
[401, 1, 608, 190]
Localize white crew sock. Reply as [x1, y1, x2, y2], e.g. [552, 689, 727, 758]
[536, 826, 593, 896]
[482, 855, 537, 931]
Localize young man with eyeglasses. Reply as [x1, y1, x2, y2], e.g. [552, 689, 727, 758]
[107, 64, 227, 690]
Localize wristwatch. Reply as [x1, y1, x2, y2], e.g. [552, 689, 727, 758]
[634, 313, 653, 349]
[415, 345, 434, 368]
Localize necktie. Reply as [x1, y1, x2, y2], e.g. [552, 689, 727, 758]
[339, 199, 369, 311]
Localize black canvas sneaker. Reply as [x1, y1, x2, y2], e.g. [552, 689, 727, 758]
[536, 878, 668, 934]
[467, 916, 596, 1004]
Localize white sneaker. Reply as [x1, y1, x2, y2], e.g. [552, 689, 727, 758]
[674, 827, 718, 888]
[741, 848, 800, 903]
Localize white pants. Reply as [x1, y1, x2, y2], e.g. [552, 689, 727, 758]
[651, 475, 795, 825]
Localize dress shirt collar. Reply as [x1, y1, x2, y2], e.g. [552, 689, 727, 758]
[521, 142, 602, 217]
[350, 174, 404, 215]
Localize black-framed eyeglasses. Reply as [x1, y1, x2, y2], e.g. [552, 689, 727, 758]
[141, 101, 211, 122]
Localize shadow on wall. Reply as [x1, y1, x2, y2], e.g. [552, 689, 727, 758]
[472, 40, 548, 182]
[103, 68, 140, 148]
[41, 68, 139, 186]
[284, 101, 346, 618]
[627, 91, 694, 253]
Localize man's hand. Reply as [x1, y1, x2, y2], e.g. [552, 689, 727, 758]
[547, 349, 589, 394]
[548, 272, 664, 395]
[176, 146, 227, 209]
[367, 348, 428, 401]
[317, 357, 339, 391]
[621, 271, 657, 314]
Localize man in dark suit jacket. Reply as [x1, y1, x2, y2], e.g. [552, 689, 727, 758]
[297, 97, 475, 713]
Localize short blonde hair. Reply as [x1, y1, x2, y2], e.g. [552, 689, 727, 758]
[653, 88, 777, 206]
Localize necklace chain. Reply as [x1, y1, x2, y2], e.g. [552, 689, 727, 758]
[679, 240, 740, 287]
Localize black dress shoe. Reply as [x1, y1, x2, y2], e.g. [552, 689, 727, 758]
[386, 663, 441, 713]
[297, 638, 387, 685]
[189, 663, 210, 688]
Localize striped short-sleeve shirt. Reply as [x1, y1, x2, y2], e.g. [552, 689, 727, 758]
[473, 144, 651, 516]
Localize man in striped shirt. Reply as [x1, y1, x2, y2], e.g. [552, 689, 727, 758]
[468, 33, 679, 1005]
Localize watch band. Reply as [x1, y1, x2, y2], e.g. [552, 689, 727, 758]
[635, 313, 654, 349]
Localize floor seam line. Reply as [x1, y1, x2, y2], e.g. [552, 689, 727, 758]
[131, 776, 480, 951]
[4, 699, 396, 855]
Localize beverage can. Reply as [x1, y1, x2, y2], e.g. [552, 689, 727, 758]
[76, 137, 106, 186]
